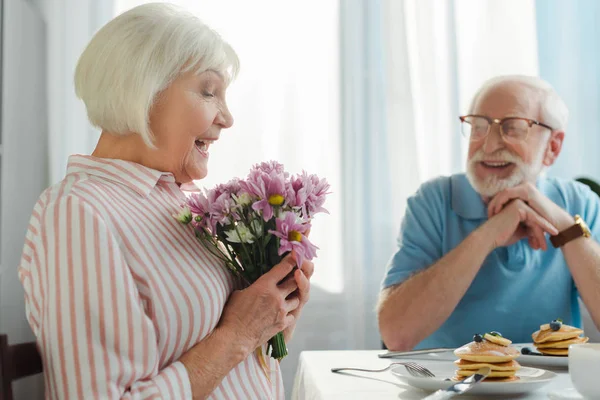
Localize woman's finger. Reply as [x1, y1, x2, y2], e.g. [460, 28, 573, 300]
[284, 296, 301, 313]
[278, 276, 299, 296]
[294, 269, 310, 303]
[301, 260, 315, 279]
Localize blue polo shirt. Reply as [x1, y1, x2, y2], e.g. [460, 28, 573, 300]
[382, 174, 600, 349]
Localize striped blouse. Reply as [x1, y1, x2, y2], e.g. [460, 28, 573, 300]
[18, 154, 284, 399]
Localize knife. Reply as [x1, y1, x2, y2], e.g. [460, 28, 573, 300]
[378, 348, 453, 358]
[422, 367, 491, 399]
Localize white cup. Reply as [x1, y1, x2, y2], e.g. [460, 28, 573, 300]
[569, 343, 600, 399]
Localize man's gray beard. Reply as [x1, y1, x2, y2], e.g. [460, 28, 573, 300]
[465, 149, 546, 198]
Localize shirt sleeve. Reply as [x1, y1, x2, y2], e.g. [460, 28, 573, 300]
[381, 180, 445, 289]
[18, 195, 192, 400]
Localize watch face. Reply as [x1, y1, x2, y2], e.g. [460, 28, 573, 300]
[576, 216, 592, 237]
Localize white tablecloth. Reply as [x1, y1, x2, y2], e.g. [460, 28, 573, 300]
[292, 350, 578, 400]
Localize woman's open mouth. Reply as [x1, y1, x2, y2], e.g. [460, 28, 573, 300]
[195, 139, 211, 158]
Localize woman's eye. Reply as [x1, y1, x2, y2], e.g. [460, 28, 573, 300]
[203, 92, 215, 98]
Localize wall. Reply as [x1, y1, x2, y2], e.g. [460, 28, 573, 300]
[0, 0, 47, 397]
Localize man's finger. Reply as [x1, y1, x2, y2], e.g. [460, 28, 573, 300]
[528, 224, 546, 250]
[529, 210, 559, 236]
[528, 234, 538, 250]
[489, 187, 526, 218]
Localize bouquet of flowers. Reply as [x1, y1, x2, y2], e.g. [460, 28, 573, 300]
[175, 161, 330, 361]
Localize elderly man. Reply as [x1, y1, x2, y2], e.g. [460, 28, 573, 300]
[378, 75, 600, 351]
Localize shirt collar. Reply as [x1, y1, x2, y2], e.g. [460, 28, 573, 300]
[451, 174, 488, 220]
[66, 154, 176, 197]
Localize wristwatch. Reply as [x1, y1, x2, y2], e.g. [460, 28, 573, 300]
[550, 215, 591, 248]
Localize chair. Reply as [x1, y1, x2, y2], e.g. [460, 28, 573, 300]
[576, 177, 600, 198]
[0, 334, 43, 400]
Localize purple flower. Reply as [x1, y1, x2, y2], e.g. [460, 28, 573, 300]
[213, 178, 242, 198]
[286, 172, 330, 217]
[240, 171, 287, 221]
[208, 192, 238, 231]
[187, 189, 237, 233]
[269, 211, 318, 267]
[187, 192, 210, 216]
[249, 160, 288, 177]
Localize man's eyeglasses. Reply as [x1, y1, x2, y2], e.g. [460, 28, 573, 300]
[459, 115, 554, 142]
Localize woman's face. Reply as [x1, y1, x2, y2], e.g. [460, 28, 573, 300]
[148, 70, 233, 183]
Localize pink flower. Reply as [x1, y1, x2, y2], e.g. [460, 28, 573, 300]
[208, 192, 238, 231]
[249, 160, 288, 177]
[187, 192, 210, 219]
[187, 190, 237, 233]
[241, 171, 287, 221]
[286, 172, 330, 217]
[214, 178, 243, 198]
[269, 212, 318, 267]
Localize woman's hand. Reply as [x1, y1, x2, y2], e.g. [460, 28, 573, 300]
[179, 254, 313, 399]
[282, 256, 314, 342]
[218, 254, 302, 353]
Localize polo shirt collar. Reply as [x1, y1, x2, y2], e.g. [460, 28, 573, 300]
[451, 174, 488, 220]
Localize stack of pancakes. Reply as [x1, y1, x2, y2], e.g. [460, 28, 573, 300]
[453, 333, 521, 382]
[532, 322, 588, 356]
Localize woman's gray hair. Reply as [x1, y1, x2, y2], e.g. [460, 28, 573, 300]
[469, 75, 569, 131]
[74, 2, 239, 147]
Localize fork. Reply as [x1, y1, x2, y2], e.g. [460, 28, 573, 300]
[331, 362, 436, 378]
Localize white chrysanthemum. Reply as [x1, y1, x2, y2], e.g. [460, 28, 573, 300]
[225, 223, 256, 243]
[250, 220, 263, 237]
[233, 193, 253, 206]
[173, 206, 192, 224]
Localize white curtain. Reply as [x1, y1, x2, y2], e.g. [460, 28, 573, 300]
[116, 0, 344, 396]
[340, 0, 540, 353]
[30, 0, 547, 397]
[38, 0, 114, 184]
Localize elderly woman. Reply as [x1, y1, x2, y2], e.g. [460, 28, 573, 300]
[18, 3, 312, 399]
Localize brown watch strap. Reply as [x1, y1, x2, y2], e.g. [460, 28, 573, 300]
[550, 224, 585, 248]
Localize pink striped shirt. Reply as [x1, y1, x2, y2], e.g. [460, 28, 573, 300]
[18, 154, 284, 399]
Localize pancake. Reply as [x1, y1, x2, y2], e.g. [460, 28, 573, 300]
[454, 359, 521, 372]
[532, 325, 584, 343]
[454, 341, 520, 363]
[484, 376, 520, 383]
[452, 375, 520, 383]
[483, 333, 512, 346]
[456, 369, 516, 378]
[536, 347, 569, 356]
[536, 336, 589, 349]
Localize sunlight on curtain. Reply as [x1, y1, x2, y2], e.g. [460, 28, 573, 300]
[454, 0, 539, 161]
[115, 0, 343, 293]
[382, 0, 539, 243]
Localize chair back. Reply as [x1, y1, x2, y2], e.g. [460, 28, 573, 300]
[0, 334, 43, 400]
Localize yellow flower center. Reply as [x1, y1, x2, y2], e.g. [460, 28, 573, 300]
[288, 231, 302, 242]
[268, 194, 285, 206]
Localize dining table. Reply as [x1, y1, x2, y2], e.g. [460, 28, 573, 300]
[291, 350, 582, 399]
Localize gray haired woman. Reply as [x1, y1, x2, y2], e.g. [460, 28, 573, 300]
[18, 3, 313, 399]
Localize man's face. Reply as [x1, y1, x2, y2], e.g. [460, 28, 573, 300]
[466, 84, 552, 198]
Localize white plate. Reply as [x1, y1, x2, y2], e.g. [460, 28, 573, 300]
[391, 360, 557, 396]
[513, 343, 569, 368]
[392, 343, 570, 368]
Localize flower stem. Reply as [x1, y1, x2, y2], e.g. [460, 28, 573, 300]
[268, 331, 287, 361]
